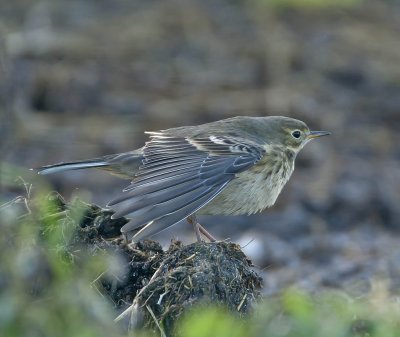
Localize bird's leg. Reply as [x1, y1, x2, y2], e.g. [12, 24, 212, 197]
[197, 223, 217, 242]
[186, 215, 217, 242]
[187, 214, 202, 242]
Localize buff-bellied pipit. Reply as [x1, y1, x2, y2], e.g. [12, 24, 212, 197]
[36, 116, 330, 242]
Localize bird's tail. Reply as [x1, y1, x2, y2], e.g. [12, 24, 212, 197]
[35, 158, 109, 175]
[34, 150, 143, 179]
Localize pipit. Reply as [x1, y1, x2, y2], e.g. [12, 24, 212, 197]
[36, 116, 330, 242]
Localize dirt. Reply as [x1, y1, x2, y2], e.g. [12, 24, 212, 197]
[63, 196, 261, 333]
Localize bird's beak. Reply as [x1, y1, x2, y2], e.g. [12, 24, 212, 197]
[307, 130, 331, 139]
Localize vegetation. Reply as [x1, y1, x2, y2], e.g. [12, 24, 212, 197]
[0, 168, 399, 337]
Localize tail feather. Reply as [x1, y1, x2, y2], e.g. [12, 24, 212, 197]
[35, 160, 109, 175]
[34, 150, 143, 178]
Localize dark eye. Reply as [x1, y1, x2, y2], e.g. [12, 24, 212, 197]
[292, 130, 301, 139]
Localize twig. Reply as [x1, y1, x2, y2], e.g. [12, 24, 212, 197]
[0, 196, 25, 210]
[241, 238, 255, 249]
[146, 305, 166, 337]
[184, 253, 197, 261]
[91, 270, 107, 285]
[114, 259, 167, 323]
[237, 293, 247, 311]
[157, 291, 169, 305]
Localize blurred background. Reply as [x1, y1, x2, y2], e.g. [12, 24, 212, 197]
[1, 0, 400, 295]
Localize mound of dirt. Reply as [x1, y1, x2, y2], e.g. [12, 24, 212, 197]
[64, 197, 262, 334]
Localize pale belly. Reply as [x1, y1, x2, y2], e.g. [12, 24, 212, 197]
[199, 157, 294, 216]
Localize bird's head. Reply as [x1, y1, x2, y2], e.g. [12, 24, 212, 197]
[264, 116, 331, 153]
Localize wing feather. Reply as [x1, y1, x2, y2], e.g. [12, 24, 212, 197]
[119, 184, 216, 231]
[108, 176, 199, 206]
[122, 184, 228, 237]
[138, 158, 200, 173]
[132, 162, 202, 183]
[108, 133, 265, 240]
[112, 179, 204, 219]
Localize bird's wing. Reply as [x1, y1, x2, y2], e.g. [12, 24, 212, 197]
[108, 132, 265, 240]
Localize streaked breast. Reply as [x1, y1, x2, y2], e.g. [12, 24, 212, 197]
[199, 152, 294, 216]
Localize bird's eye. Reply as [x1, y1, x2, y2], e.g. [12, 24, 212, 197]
[292, 130, 301, 139]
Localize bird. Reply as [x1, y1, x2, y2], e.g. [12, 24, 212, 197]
[35, 116, 330, 242]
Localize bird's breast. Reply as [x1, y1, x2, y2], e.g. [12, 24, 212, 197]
[199, 154, 294, 216]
